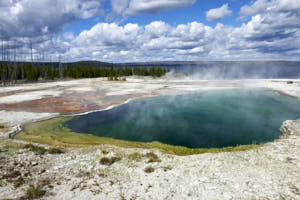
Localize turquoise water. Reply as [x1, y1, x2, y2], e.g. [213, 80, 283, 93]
[65, 90, 300, 148]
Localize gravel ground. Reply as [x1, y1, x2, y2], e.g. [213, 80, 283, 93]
[0, 78, 300, 200]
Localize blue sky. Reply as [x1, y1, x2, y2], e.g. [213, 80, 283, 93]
[118, 0, 249, 26]
[65, 0, 251, 36]
[0, 0, 300, 62]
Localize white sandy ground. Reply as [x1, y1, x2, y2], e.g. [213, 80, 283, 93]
[0, 90, 64, 104]
[0, 77, 295, 104]
[0, 77, 300, 199]
[0, 111, 59, 138]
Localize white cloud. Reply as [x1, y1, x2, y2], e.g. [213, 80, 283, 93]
[1, 0, 300, 62]
[240, 0, 300, 18]
[126, 0, 196, 15]
[106, 0, 130, 21]
[41, 26, 48, 33]
[63, 32, 75, 41]
[206, 4, 232, 21]
[108, 0, 195, 20]
[0, 0, 103, 39]
[239, 0, 269, 18]
[145, 21, 170, 38]
[65, 0, 300, 62]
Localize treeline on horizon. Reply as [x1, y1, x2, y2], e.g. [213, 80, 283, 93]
[0, 61, 170, 85]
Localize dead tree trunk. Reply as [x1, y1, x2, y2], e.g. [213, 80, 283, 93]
[59, 54, 63, 79]
[30, 40, 33, 67]
[1, 40, 3, 86]
[13, 41, 17, 84]
[2, 40, 6, 86]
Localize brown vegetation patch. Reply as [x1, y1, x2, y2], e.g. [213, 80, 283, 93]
[144, 166, 154, 173]
[100, 156, 121, 166]
[145, 152, 161, 163]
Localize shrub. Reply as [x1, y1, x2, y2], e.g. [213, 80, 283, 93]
[29, 146, 47, 155]
[145, 152, 161, 163]
[162, 165, 172, 172]
[0, 124, 4, 129]
[24, 144, 48, 155]
[24, 144, 35, 149]
[26, 185, 45, 199]
[102, 150, 109, 155]
[127, 152, 142, 161]
[144, 166, 154, 173]
[48, 147, 64, 154]
[4, 170, 21, 179]
[14, 177, 25, 188]
[100, 157, 111, 165]
[100, 156, 121, 166]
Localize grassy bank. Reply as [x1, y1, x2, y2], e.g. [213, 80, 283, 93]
[16, 117, 261, 156]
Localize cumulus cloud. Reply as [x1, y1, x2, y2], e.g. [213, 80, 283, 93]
[1, 0, 300, 62]
[65, 0, 300, 62]
[63, 32, 76, 41]
[74, 23, 141, 48]
[0, 0, 104, 39]
[125, 0, 196, 14]
[206, 4, 232, 21]
[145, 21, 171, 38]
[106, 0, 130, 21]
[238, 0, 300, 42]
[240, 0, 300, 18]
[107, 0, 195, 20]
[239, 0, 268, 18]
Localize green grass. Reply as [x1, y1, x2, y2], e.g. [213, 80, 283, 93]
[26, 185, 45, 199]
[144, 166, 154, 173]
[145, 152, 161, 163]
[127, 152, 143, 161]
[15, 116, 262, 156]
[24, 144, 47, 155]
[100, 156, 121, 166]
[24, 144, 64, 154]
[48, 147, 65, 154]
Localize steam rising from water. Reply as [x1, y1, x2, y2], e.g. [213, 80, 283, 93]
[65, 89, 300, 148]
[161, 61, 300, 80]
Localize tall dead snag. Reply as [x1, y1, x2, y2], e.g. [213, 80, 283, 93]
[1, 40, 6, 86]
[6, 40, 11, 84]
[1, 40, 3, 86]
[59, 54, 63, 79]
[13, 40, 17, 84]
[30, 40, 33, 67]
[1, 40, 3, 62]
[50, 55, 54, 80]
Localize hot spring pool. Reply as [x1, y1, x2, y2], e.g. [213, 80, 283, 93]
[64, 89, 300, 148]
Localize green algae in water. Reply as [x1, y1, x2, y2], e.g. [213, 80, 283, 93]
[64, 89, 300, 148]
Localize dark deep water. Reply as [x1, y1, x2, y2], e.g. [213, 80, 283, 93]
[65, 90, 300, 148]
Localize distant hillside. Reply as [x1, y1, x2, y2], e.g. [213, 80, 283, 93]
[121, 61, 300, 67]
[0, 60, 118, 68]
[2, 60, 299, 68]
[69, 61, 118, 68]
